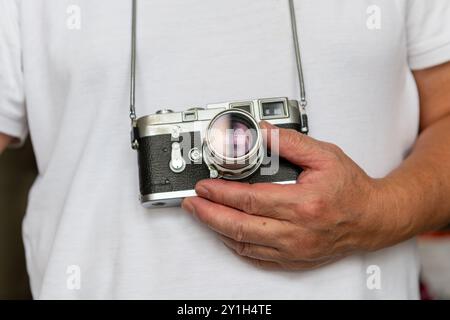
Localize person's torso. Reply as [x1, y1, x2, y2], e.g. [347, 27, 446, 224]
[20, 0, 419, 299]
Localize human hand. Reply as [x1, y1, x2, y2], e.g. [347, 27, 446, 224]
[182, 122, 401, 270]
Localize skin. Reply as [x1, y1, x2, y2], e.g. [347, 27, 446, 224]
[182, 61, 450, 271]
[0, 133, 12, 154]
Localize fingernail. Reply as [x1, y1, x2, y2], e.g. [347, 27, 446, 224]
[195, 184, 209, 199]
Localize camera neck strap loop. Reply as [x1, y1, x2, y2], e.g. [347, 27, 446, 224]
[288, 0, 307, 109]
[129, 0, 308, 147]
[129, 0, 137, 123]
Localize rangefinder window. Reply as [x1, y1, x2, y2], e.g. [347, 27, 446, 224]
[230, 102, 253, 116]
[260, 100, 288, 119]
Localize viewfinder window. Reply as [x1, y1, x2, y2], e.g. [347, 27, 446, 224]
[261, 101, 287, 118]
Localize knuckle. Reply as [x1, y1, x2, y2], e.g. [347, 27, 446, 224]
[323, 142, 341, 153]
[282, 231, 320, 262]
[250, 258, 263, 268]
[285, 129, 303, 147]
[304, 196, 328, 217]
[242, 189, 259, 214]
[250, 258, 274, 270]
[302, 237, 325, 261]
[235, 242, 248, 256]
[234, 222, 246, 242]
[277, 233, 300, 261]
[278, 247, 294, 262]
[321, 143, 343, 160]
[304, 249, 322, 261]
[292, 202, 306, 218]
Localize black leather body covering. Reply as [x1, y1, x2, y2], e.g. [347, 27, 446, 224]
[137, 123, 303, 196]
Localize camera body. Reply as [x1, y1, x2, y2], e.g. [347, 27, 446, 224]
[133, 97, 308, 208]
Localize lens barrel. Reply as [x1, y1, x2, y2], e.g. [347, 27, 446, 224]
[203, 109, 264, 180]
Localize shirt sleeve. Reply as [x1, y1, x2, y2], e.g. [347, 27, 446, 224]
[406, 0, 450, 70]
[0, 0, 27, 146]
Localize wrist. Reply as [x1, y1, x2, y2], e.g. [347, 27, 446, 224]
[363, 177, 416, 251]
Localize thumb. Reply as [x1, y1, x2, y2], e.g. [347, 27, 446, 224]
[260, 121, 329, 169]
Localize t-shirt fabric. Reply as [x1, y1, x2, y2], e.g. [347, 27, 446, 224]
[1, 0, 450, 299]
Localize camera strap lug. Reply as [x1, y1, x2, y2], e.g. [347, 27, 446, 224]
[300, 114, 309, 135]
[299, 100, 309, 135]
[131, 120, 139, 150]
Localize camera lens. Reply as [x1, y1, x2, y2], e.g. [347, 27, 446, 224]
[204, 109, 263, 180]
[208, 113, 257, 158]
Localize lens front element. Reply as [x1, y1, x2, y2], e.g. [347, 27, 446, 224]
[208, 113, 257, 158]
[204, 109, 263, 180]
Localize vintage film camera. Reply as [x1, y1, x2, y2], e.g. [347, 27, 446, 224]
[133, 98, 308, 207]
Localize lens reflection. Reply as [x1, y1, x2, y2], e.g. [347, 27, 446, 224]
[209, 113, 258, 158]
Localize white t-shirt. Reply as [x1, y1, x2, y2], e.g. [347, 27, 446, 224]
[1, 0, 450, 299]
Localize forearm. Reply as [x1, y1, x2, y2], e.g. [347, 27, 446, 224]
[0, 133, 12, 154]
[380, 114, 450, 242]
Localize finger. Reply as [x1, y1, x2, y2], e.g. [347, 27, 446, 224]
[220, 236, 284, 262]
[260, 121, 329, 169]
[182, 197, 283, 247]
[195, 179, 298, 220]
[234, 254, 335, 272]
[231, 255, 284, 271]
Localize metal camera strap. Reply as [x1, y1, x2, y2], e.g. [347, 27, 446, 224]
[129, 0, 308, 149]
